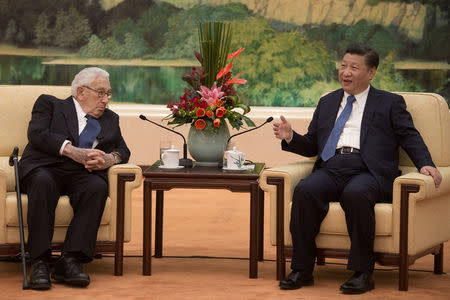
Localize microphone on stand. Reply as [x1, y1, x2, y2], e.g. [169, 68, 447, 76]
[139, 115, 193, 168]
[226, 117, 274, 146]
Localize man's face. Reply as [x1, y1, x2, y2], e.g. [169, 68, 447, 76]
[76, 76, 111, 118]
[338, 53, 376, 95]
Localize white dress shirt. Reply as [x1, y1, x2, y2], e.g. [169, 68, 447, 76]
[336, 85, 370, 150]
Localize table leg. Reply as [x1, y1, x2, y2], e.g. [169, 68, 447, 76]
[257, 187, 264, 261]
[143, 179, 152, 275]
[249, 181, 259, 278]
[155, 190, 164, 258]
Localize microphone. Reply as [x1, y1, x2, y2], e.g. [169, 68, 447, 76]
[226, 117, 273, 145]
[139, 115, 193, 168]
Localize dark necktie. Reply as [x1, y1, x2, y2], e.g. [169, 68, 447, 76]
[79, 115, 101, 149]
[320, 95, 356, 162]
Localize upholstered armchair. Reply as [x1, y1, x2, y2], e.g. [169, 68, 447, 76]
[0, 85, 142, 275]
[259, 92, 450, 290]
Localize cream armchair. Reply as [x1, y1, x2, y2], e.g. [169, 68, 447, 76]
[259, 92, 450, 290]
[0, 85, 142, 275]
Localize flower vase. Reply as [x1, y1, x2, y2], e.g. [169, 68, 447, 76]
[188, 124, 230, 166]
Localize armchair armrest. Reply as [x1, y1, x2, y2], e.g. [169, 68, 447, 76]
[392, 166, 450, 256]
[259, 159, 315, 280]
[260, 159, 315, 197]
[0, 167, 6, 243]
[393, 167, 450, 202]
[259, 160, 315, 239]
[106, 163, 142, 276]
[107, 163, 142, 241]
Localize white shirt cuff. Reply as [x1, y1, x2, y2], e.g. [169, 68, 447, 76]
[60, 140, 71, 155]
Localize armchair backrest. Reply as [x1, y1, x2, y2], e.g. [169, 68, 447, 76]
[397, 92, 450, 168]
[0, 85, 71, 192]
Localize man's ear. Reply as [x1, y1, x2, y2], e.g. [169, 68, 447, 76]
[76, 86, 84, 99]
[368, 67, 377, 80]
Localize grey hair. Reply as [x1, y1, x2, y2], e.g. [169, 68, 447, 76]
[71, 67, 110, 97]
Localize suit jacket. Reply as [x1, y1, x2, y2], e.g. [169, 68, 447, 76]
[19, 94, 130, 181]
[282, 86, 435, 200]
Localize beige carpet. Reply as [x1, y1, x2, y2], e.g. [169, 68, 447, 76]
[1, 186, 449, 299]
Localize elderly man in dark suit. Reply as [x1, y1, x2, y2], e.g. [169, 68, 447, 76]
[19, 67, 130, 290]
[273, 44, 441, 294]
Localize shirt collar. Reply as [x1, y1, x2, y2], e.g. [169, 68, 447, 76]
[343, 85, 371, 104]
[72, 97, 88, 120]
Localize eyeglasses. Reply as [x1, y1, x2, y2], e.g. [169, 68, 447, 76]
[83, 86, 113, 99]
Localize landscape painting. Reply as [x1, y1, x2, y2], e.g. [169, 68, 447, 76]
[0, 0, 448, 107]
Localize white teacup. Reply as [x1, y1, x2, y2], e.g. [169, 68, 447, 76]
[224, 146, 246, 169]
[161, 146, 180, 168]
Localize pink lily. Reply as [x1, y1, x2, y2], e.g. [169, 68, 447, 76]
[197, 82, 225, 105]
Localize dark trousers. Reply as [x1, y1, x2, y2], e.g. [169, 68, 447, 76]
[21, 161, 108, 262]
[290, 153, 385, 274]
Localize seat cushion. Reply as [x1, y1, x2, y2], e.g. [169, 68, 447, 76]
[320, 202, 393, 236]
[5, 192, 111, 227]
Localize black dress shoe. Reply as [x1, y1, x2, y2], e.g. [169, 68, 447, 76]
[29, 260, 51, 290]
[340, 271, 374, 294]
[51, 255, 90, 287]
[279, 271, 314, 290]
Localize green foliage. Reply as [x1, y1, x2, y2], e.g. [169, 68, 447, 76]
[5, 20, 17, 42]
[54, 7, 91, 49]
[34, 13, 52, 45]
[230, 18, 336, 107]
[372, 53, 422, 91]
[154, 3, 251, 59]
[198, 21, 232, 88]
[304, 20, 403, 58]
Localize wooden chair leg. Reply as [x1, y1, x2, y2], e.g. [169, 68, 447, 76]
[267, 177, 286, 281]
[316, 256, 325, 265]
[434, 243, 444, 275]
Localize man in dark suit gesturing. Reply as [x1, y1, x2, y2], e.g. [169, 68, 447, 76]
[273, 44, 442, 294]
[19, 67, 130, 290]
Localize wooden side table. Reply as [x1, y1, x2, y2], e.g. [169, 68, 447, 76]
[142, 162, 265, 278]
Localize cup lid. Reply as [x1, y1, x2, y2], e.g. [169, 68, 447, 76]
[164, 145, 180, 152]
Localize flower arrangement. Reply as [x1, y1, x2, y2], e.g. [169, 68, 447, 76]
[165, 22, 255, 133]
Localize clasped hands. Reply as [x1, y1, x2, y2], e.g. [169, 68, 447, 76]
[63, 144, 115, 171]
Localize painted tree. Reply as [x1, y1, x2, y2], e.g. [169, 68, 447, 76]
[34, 12, 52, 45]
[54, 7, 91, 49]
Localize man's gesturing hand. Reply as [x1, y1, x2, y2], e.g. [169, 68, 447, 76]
[273, 115, 293, 141]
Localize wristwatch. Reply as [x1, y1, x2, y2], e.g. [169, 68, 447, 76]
[111, 152, 121, 165]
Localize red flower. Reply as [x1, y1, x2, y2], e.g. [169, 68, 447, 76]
[216, 63, 233, 80]
[216, 107, 226, 118]
[225, 72, 247, 85]
[196, 108, 206, 117]
[213, 118, 221, 128]
[206, 111, 214, 118]
[194, 119, 206, 130]
[227, 48, 245, 60]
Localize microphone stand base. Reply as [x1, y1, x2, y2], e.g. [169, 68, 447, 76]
[179, 158, 193, 168]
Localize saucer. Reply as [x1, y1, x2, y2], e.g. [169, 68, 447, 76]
[222, 165, 254, 171]
[158, 165, 184, 169]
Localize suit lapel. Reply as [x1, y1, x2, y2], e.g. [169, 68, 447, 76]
[61, 96, 79, 145]
[360, 86, 379, 146]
